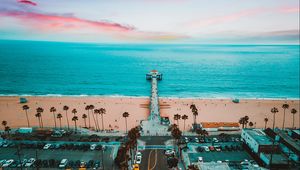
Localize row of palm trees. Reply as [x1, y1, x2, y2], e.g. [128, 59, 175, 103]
[22, 104, 132, 133]
[1, 120, 11, 134]
[239, 104, 298, 130]
[173, 114, 189, 131]
[114, 126, 141, 169]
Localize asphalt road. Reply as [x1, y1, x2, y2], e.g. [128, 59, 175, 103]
[139, 149, 169, 170]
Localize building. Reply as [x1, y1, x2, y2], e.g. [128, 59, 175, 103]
[196, 162, 231, 170]
[201, 122, 240, 132]
[260, 153, 288, 167]
[241, 129, 278, 153]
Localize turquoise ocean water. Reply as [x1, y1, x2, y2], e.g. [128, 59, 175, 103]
[0, 40, 299, 99]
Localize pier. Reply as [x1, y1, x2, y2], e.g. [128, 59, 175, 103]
[146, 70, 162, 123]
[141, 70, 168, 135]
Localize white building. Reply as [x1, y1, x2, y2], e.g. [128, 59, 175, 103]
[241, 129, 278, 153]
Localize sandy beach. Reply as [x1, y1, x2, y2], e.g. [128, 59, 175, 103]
[0, 96, 299, 131]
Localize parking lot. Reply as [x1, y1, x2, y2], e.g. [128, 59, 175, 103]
[0, 140, 120, 169]
[180, 135, 257, 169]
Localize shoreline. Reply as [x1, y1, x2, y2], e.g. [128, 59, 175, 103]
[0, 96, 299, 131]
[0, 95, 299, 101]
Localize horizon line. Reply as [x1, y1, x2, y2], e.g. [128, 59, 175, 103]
[0, 39, 299, 46]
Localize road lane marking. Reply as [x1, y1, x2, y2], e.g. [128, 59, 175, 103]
[149, 149, 158, 170]
[147, 150, 154, 170]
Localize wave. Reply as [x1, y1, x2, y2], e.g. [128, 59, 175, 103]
[0, 94, 298, 100]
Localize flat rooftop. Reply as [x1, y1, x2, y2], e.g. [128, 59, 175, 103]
[201, 122, 239, 128]
[244, 129, 273, 145]
[197, 162, 231, 170]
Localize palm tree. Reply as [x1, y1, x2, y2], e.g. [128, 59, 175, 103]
[123, 112, 129, 134]
[35, 112, 42, 128]
[171, 126, 182, 151]
[173, 114, 181, 127]
[196, 128, 208, 141]
[93, 109, 100, 131]
[99, 108, 106, 131]
[71, 108, 77, 115]
[190, 104, 198, 126]
[291, 108, 297, 129]
[36, 107, 44, 128]
[22, 105, 30, 127]
[182, 114, 188, 132]
[72, 116, 78, 133]
[249, 122, 254, 128]
[57, 113, 63, 129]
[63, 105, 70, 130]
[2, 120, 7, 130]
[239, 116, 249, 129]
[282, 104, 289, 129]
[271, 107, 279, 130]
[85, 105, 91, 128]
[82, 114, 87, 128]
[4, 126, 11, 134]
[50, 107, 57, 128]
[89, 105, 97, 131]
[270, 107, 279, 167]
[264, 118, 268, 129]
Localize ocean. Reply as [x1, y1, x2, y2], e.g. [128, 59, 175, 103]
[0, 40, 299, 99]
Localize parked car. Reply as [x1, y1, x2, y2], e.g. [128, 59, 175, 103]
[197, 146, 204, 152]
[215, 146, 221, 152]
[212, 137, 219, 143]
[0, 160, 7, 167]
[198, 157, 203, 163]
[203, 146, 210, 152]
[43, 144, 52, 150]
[25, 158, 36, 167]
[184, 137, 189, 143]
[59, 159, 68, 168]
[194, 137, 199, 143]
[2, 159, 14, 167]
[80, 161, 86, 168]
[209, 146, 215, 151]
[90, 144, 97, 150]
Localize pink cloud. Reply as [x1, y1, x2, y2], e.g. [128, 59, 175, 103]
[0, 10, 135, 32]
[278, 7, 300, 13]
[187, 8, 264, 28]
[18, 0, 37, 6]
[0, 10, 188, 41]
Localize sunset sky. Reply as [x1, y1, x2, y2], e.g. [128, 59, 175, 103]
[0, 0, 299, 43]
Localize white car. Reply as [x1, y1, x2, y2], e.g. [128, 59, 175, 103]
[165, 149, 175, 156]
[198, 157, 203, 163]
[136, 151, 142, 158]
[212, 138, 219, 143]
[135, 156, 141, 164]
[217, 160, 222, 163]
[59, 159, 68, 168]
[184, 137, 189, 143]
[25, 158, 35, 167]
[194, 138, 199, 143]
[90, 144, 97, 150]
[0, 160, 6, 166]
[43, 144, 52, 150]
[215, 146, 221, 152]
[2, 159, 14, 167]
[203, 146, 210, 152]
[2, 142, 9, 147]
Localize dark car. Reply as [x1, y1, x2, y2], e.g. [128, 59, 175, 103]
[197, 146, 204, 152]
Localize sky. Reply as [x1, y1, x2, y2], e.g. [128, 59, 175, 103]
[0, 0, 299, 43]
